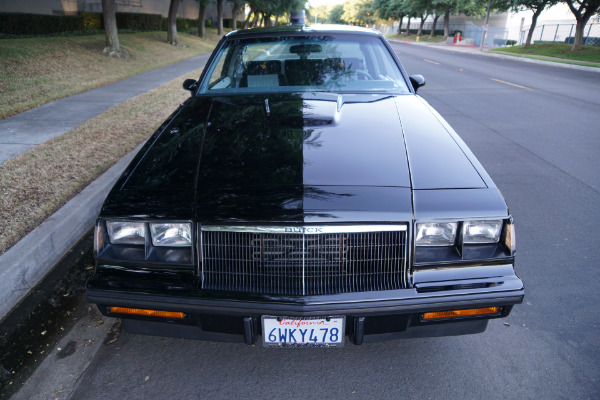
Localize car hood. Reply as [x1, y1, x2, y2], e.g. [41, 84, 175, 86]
[104, 93, 488, 221]
[122, 93, 485, 191]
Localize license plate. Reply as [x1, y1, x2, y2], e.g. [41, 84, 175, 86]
[262, 316, 345, 348]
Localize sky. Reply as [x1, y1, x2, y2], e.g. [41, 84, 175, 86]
[307, 0, 346, 8]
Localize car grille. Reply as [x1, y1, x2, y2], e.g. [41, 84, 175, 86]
[200, 226, 407, 296]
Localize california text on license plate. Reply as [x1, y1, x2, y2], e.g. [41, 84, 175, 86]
[262, 316, 345, 348]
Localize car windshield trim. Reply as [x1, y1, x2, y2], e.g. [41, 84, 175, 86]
[197, 34, 411, 96]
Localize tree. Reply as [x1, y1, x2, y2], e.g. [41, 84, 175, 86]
[429, 13, 441, 37]
[230, 0, 244, 30]
[402, 0, 433, 36]
[564, 0, 600, 50]
[431, 0, 457, 38]
[167, 0, 180, 45]
[430, 0, 506, 38]
[197, 0, 212, 39]
[373, 0, 408, 34]
[342, 0, 377, 25]
[329, 4, 346, 23]
[216, 0, 224, 35]
[101, 0, 120, 57]
[512, 0, 558, 48]
[247, 0, 307, 26]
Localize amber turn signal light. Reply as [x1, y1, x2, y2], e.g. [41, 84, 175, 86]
[109, 306, 185, 319]
[422, 307, 501, 320]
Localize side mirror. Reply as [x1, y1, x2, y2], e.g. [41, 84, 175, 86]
[409, 75, 426, 93]
[183, 79, 198, 92]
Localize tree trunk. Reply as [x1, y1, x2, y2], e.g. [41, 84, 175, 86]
[231, 3, 239, 30]
[443, 9, 450, 38]
[397, 15, 404, 35]
[571, 19, 587, 50]
[566, 0, 600, 51]
[404, 17, 411, 35]
[243, 9, 253, 29]
[101, 0, 120, 54]
[430, 15, 440, 38]
[198, 3, 206, 39]
[167, 0, 179, 45]
[217, 0, 223, 35]
[417, 14, 427, 37]
[525, 7, 543, 48]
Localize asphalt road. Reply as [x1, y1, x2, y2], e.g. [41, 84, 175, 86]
[13, 45, 600, 400]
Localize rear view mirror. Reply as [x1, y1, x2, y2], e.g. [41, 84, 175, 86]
[183, 79, 198, 92]
[409, 75, 426, 93]
[290, 44, 322, 55]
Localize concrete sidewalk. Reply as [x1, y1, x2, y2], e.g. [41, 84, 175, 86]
[0, 53, 211, 165]
[0, 53, 210, 324]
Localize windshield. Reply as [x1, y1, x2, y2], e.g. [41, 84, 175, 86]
[198, 34, 410, 95]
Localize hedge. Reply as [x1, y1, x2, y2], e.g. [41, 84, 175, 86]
[117, 12, 162, 31]
[0, 11, 163, 36]
[161, 17, 199, 32]
[0, 13, 84, 35]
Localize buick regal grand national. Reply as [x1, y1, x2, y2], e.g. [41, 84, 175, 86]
[87, 25, 524, 347]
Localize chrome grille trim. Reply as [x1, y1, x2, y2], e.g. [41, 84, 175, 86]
[200, 226, 407, 296]
[201, 225, 407, 234]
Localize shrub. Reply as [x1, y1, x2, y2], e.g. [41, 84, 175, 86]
[116, 12, 161, 31]
[161, 17, 204, 32]
[0, 12, 84, 35]
[81, 12, 102, 30]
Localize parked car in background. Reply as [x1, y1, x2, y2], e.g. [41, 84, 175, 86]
[87, 25, 524, 347]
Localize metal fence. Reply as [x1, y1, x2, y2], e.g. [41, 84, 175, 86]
[519, 23, 600, 46]
[376, 21, 508, 47]
[376, 21, 473, 36]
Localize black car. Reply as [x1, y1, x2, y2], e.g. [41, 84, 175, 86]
[87, 25, 523, 347]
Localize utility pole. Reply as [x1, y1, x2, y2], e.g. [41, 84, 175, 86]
[479, 0, 492, 51]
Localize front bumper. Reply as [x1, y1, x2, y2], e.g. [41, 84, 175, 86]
[86, 270, 524, 345]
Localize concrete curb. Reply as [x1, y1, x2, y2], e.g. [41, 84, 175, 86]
[0, 145, 140, 323]
[389, 39, 600, 73]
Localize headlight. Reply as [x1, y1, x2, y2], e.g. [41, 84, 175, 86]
[416, 222, 457, 246]
[150, 223, 192, 247]
[106, 221, 145, 245]
[462, 220, 503, 244]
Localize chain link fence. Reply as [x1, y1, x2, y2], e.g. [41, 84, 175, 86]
[376, 21, 508, 47]
[519, 23, 600, 46]
[377, 20, 600, 47]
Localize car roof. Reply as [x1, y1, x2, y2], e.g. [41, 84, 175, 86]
[225, 24, 382, 39]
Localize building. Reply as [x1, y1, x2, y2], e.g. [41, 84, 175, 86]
[0, 0, 243, 24]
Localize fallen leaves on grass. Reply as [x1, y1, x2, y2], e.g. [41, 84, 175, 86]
[0, 68, 203, 256]
[0, 31, 219, 119]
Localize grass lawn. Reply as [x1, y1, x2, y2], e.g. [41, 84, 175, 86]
[0, 30, 221, 119]
[386, 34, 446, 43]
[0, 67, 204, 255]
[490, 43, 600, 65]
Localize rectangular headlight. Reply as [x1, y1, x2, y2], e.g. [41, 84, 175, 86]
[106, 221, 145, 245]
[416, 222, 457, 246]
[463, 220, 503, 244]
[150, 223, 192, 247]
